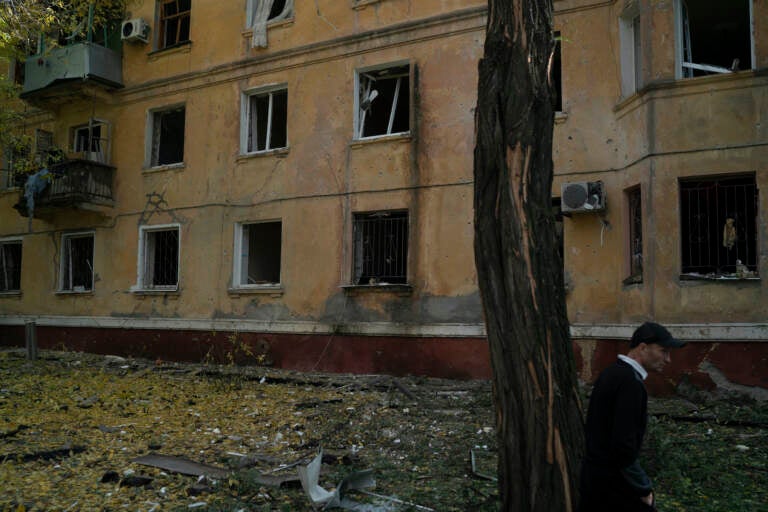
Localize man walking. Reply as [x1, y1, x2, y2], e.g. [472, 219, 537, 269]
[578, 322, 686, 511]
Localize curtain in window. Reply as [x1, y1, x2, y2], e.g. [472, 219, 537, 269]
[250, 0, 293, 48]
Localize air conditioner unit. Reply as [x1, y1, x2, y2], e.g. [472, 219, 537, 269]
[561, 181, 606, 213]
[121, 18, 149, 43]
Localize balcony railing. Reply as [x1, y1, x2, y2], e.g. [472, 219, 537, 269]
[14, 159, 115, 218]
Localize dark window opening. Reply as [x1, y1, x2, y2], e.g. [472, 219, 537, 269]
[680, 174, 758, 277]
[553, 32, 563, 112]
[0, 242, 22, 292]
[353, 211, 408, 285]
[144, 229, 179, 288]
[61, 235, 94, 291]
[151, 107, 185, 166]
[551, 198, 564, 269]
[680, 0, 751, 77]
[626, 186, 643, 284]
[247, 89, 288, 152]
[240, 222, 281, 285]
[358, 65, 410, 138]
[268, 0, 288, 20]
[160, 0, 191, 49]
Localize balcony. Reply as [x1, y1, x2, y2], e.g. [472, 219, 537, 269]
[13, 159, 115, 218]
[20, 42, 123, 106]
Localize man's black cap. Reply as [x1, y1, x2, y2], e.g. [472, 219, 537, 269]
[630, 322, 686, 348]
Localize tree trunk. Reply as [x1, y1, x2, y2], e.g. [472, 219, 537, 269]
[473, 1, 584, 511]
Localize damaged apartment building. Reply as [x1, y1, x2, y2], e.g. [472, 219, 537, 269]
[0, 0, 766, 395]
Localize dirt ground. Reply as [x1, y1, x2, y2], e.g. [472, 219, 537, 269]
[0, 349, 499, 511]
[2, 349, 767, 512]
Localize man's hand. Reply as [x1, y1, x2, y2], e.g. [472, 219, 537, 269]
[641, 491, 654, 506]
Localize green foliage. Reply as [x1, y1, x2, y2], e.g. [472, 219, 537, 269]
[645, 403, 768, 512]
[0, 0, 128, 60]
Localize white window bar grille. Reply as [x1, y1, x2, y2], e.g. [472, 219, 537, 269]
[143, 228, 179, 288]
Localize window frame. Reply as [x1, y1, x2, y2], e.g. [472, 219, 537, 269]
[678, 173, 759, 279]
[232, 220, 283, 289]
[157, 0, 191, 50]
[71, 119, 110, 164]
[354, 61, 412, 141]
[240, 84, 289, 155]
[673, 0, 755, 79]
[145, 104, 186, 169]
[619, 4, 641, 97]
[135, 224, 181, 291]
[59, 231, 95, 293]
[351, 210, 410, 286]
[624, 186, 643, 285]
[0, 237, 23, 294]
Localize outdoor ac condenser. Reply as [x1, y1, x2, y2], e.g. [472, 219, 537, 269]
[121, 18, 149, 44]
[560, 181, 606, 213]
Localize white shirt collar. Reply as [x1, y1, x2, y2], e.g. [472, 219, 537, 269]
[618, 354, 648, 381]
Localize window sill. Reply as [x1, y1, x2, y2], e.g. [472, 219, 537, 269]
[131, 288, 180, 297]
[241, 18, 295, 39]
[148, 41, 192, 60]
[350, 133, 412, 148]
[341, 283, 413, 296]
[143, 162, 185, 174]
[236, 148, 289, 161]
[0, 187, 21, 196]
[228, 285, 283, 297]
[555, 111, 568, 124]
[353, 0, 382, 9]
[680, 273, 760, 282]
[55, 290, 93, 296]
[622, 274, 643, 286]
[0, 291, 22, 298]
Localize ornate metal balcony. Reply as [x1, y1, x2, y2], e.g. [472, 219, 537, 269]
[14, 159, 115, 218]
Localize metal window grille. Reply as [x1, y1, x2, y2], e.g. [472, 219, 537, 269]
[628, 187, 643, 280]
[358, 65, 410, 139]
[61, 234, 94, 291]
[160, 0, 191, 48]
[144, 229, 179, 288]
[247, 89, 288, 152]
[240, 222, 282, 285]
[0, 242, 22, 292]
[353, 211, 408, 285]
[680, 175, 758, 276]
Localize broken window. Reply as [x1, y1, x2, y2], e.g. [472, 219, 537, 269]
[34, 129, 54, 166]
[625, 186, 643, 284]
[243, 87, 288, 153]
[353, 211, 408, 285]
[356, 64, 410, 139]
[0, 239, 22, 292]
[677, 0, 753, 78]
[158, 0, 191, 49]
[139, 226, 180, 289]
[248, 0, 294, 48]
[60, 233, 94, 292]
[619, 5, 642, 96]
[234, 221, 282, 287]
[72, 120, 109, 164]
[149, 106, 185, 167]
[553, 32, 563, 112]
[680, 174, 758, 278]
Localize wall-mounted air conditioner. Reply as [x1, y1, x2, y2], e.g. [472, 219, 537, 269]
[121, 18, 149, 43]
[561, 181, 606, 213]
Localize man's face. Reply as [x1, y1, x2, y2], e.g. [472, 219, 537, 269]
[641, 343, 671, 373]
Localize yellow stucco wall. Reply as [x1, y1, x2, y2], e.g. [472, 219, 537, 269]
[1, 0, 766, 340]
